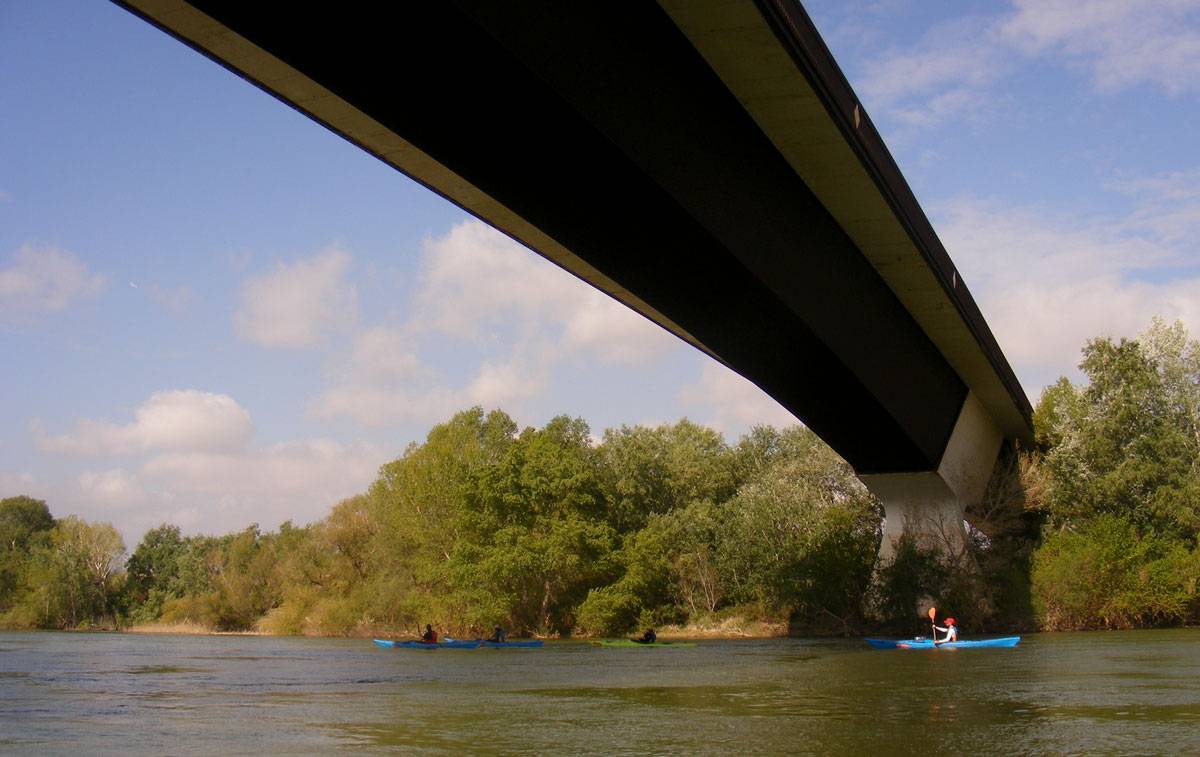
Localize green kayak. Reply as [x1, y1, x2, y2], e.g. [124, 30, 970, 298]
[593, 639, 697, 648]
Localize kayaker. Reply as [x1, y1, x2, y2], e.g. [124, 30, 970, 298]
[420, 624, 438, 643]
[631, 628, 657, 644]
[486, 626, 506, 643]
[932, 617, 957, 645]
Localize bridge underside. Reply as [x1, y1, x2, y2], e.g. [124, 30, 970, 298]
[118, 0, 1034, 556]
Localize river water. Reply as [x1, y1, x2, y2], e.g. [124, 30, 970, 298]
[1, 629, 1197, 755]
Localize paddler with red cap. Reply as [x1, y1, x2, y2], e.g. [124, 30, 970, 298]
[932, 617, 958, 645]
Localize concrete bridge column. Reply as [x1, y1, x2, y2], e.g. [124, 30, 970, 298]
[859, 392, 1004, 562]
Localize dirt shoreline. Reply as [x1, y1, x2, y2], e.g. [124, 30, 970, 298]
[117, 617, 789, 640]
[123, 623, 267, 636]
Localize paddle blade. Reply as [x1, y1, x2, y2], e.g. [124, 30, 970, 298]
[928, 607, 937, 622]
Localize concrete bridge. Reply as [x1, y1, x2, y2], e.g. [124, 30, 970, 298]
[117, 0, 1034, 559]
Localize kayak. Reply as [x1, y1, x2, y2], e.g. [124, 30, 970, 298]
[593, 640, 697, 648]
[372, 639, 481, 649]
[865, 636, 1020, 650]
[374, 639, 436, 649]
[482, 639, 543, 648]
[441, 638, 483, 649]
[443, 637, 545, 648]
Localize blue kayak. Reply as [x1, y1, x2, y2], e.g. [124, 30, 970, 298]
[373, 639, 481, 649]
[865, 636, 1020, 649]
[444, 637, 544, 648]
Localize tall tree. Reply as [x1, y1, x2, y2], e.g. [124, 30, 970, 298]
[0, 497, 56, 613]
[598, 420, 735, 533]
[125, 524, 187, 610]
[0, 496, 55, 551]
[455, 415, 617, 633]
[1030, 319, 1200, 630]
[48, 517, 125, 627]
[1037, 323, 1200, 539]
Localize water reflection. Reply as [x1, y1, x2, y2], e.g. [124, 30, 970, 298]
[0, 630, 1197, 754]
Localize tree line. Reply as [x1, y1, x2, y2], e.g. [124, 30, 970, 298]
[2, 319, 1198, 635]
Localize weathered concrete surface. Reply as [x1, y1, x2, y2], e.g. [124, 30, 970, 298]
[861, 393, 1004, 561]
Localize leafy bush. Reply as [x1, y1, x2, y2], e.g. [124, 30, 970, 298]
[574, 583, 643, 635]
[868, 537, 946, 632]
[1032, 514, 1199, 630]
[159, 592, 222, 630]
[307, 594, 368, 636]
[257, 600, 309, 636]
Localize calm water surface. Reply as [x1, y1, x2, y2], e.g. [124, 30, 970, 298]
[1, 629, 1198, 755]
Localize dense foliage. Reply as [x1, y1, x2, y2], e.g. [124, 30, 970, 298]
[4, 318, 1198, 635]
[0, 497, 124, 629]
[1, 417, 883, 635]
[1028, 319, 1200, 629]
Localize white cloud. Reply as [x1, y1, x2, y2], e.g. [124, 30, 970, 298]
[415, 220, 675, 361]
[562, 289, 676, 365]
[310, 354, 544, 428]
[936, 199, 1170, 292]
[465, 356, 546, 408]
[0, 471, 36, 494]
[310, 385, 460, 428]
[79, 469, 145, 504]
[853, 1, 1200, 130]
[139, 438, 386, 531]
[414, 220, 578, 340]
[0, 244, 106, 318]
[858, 17, 1010, 127]
[679, 361, 798, 438]
[345, 327, 424, 382]
[851, 11, 1025, 131]
[1002, 0, 1200, 94]
[313, 221, 678, 428]
[935, 187, 1200, 390]
[47, 438, 388, 542]
[309, 326, 450, 426]
[36, 390, 254, 456]
[976, 277, 1200, 387]
[1109, 169, 1200, 244]
[234, 247, 357, 348]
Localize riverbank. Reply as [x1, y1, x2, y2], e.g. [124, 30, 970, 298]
[124, 622, 266, 636]
[116, 614, 789, 639]
[656, 616, 788, 639]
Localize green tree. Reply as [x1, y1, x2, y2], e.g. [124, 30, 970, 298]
[124, 524, 187, 622]
[597, 420, 736, 534]
[0, 496, 55, 551]
[574, 510, 682, 634]
[369, 408, 517, 590]
[0, 496, 56, 614]
[44, 517, 125, 628]
[1030, 319, 1200, 630]
[717, 446, 879, 631]
[453, 415, 617, 633]
[1037, 324, 1200, 539]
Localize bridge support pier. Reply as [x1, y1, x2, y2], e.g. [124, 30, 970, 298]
[859, 392, 1003, 563]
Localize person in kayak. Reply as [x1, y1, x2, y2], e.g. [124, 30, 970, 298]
[485, 626, 506, 643]
[631, 628, 657, 644]
[932, 617, 957, 645]
[420, 624, 438, 643]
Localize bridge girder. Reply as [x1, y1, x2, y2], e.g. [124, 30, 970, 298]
[116, 0, 1033, 553]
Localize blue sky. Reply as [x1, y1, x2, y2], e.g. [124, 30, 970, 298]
[3, 0, 1199, 542]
